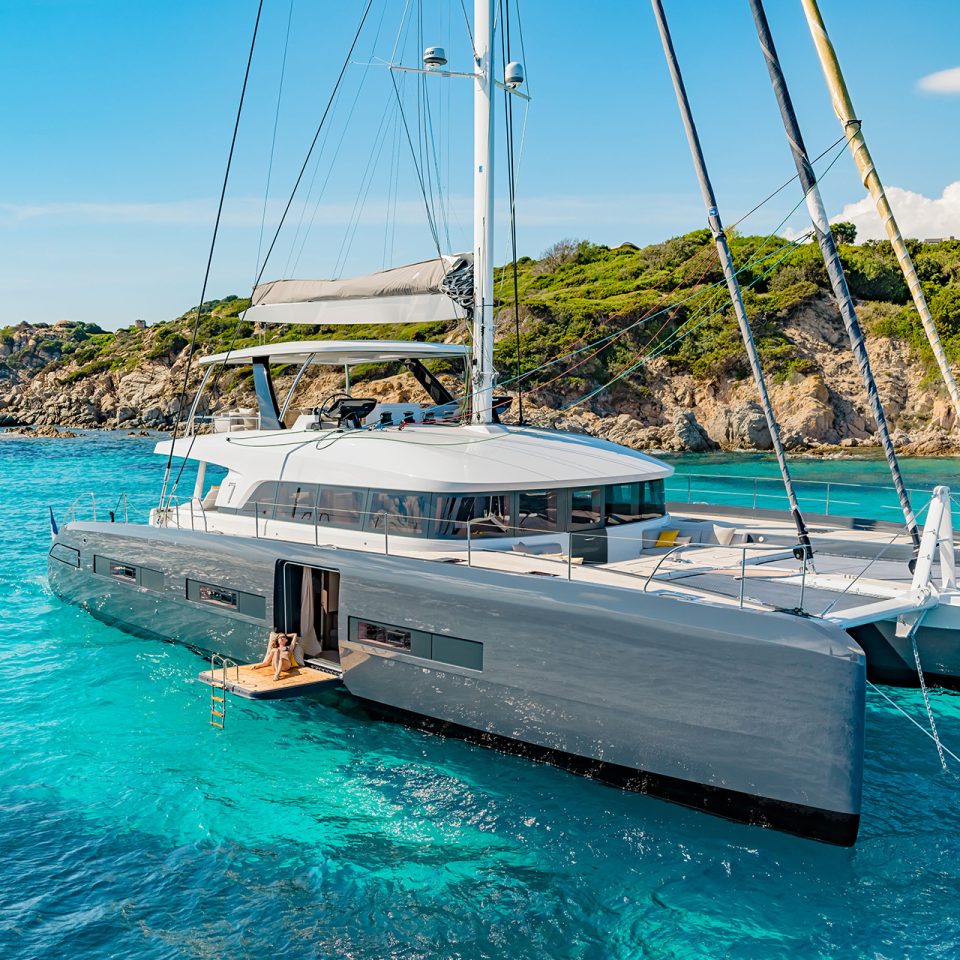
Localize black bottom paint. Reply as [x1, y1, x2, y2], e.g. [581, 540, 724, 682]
[357, 698, 860, 847]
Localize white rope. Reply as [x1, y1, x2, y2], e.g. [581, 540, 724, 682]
[868, 681, 960, 766]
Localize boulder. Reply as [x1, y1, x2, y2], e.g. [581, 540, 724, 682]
[672, 411, 718, 452]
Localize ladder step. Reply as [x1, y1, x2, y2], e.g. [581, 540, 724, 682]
[211, 695, 225, 702]
[211, 710, 225, 718]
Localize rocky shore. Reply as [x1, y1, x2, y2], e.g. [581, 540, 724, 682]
[2, 267, 959, 456]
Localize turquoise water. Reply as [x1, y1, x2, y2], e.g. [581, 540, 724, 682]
[662, 451, 960, 525]
[3, 434, 960, 959]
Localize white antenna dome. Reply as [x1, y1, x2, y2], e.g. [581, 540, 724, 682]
[423, 46, 447, 68]
[504, 61, 524, 88]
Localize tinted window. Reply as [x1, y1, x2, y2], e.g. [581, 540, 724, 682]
[198, 583, 238, 609]
[517, 490, 558, 531]
[353, 619, 412, 650]
[109, 561, 137, 583]
[317, 487, 365, 529]
[604, 481, 666, 524]
[274, 482, 316, 522]
[642, 479, 666, 519]
[239, 481, 278, 517]
[570, 487, 603, 528]
[604, 482, 643, 525]
[367, 492, 431, 536]
[434, 494, 512, 537]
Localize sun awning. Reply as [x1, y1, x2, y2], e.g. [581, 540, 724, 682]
[243, 254, 473, 326]
[198, 339, 471, 367]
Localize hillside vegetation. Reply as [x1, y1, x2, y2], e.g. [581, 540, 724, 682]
[3, 228, 960, 452]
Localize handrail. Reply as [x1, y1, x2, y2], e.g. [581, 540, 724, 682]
[67, 492, 97, 523]
[668, 471, 942, 521]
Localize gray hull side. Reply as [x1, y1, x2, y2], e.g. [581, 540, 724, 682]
[48, 522, 864, 841]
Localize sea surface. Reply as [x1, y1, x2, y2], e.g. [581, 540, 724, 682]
[2, 433, 960, 959]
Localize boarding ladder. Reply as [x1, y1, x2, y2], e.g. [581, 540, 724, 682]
[209, 655, 238, 728]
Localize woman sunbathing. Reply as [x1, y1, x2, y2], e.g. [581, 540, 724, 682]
[252, 631, 297, 680]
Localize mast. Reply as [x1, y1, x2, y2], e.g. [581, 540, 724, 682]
[800, 0, 960, 428]
[471, 0, 496, 424]
[650, 0, 812, 557]
[747, 0, 920, 551]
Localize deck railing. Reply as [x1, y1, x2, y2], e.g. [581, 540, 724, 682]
[153, 497, 820, 611]
[666, 471, 943, 522]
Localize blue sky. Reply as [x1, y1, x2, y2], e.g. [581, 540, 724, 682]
[1, 0, 958, 329]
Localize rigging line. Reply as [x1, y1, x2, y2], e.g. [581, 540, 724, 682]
[285, 0, 390, 277]
[334, 90, 399, 276]
[382, 105, 400, 268]
[423, 70, 452, 251]
[729, 133, 845, 229]
[509, 239, 722, 395]
[525, 250, 723, 399]
[255, 0, 296, 283]
[245, 0, 375, 306]
[514, 0, 529, 97]
[167, 0, 375, 506]
[459, 0, 475, 53]
[389, 0, 414, 65]
[160, 0, 265, 505]
[390, 69, 444, 257]
[501, 0, 524, 422]
[867, 681, 960, 766]
[553, 235, 810, 415]
[729, 137, 849, 279]
[499, 234, 806, 394]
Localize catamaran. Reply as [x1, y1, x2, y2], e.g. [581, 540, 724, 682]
[47, 0, 958, 844]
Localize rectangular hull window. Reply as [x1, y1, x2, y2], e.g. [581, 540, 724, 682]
[187, 579, 238, 610]
[110, 562, 137, 583]
[93, 555, 163, 589]
[349, 618, 482, 670]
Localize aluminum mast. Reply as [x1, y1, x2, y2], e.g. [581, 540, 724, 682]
[800, 0, 960, 428]
[747, 0, 920, 551]
[650, 0, 812, 557]
[471, 0, 496, 424]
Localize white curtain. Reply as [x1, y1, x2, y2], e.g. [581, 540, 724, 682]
[299, 568, 321, 656]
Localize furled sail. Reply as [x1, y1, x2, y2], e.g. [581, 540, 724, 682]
[244, 254, 473, 326]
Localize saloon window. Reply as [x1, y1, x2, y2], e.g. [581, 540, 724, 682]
[643, 479, 666, 519]
[274, 482, 316, 522]
[517, 490, 558, 531]
[570, 487, 603, 528]
[366, 492, 432, 536]
[434, 494, 512, 538]
[317, 487, 365, 529]
[604, 483, 643, 525]
[239, 481, 278, 518]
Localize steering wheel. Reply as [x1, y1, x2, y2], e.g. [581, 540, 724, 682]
[315, 392, 351, 419]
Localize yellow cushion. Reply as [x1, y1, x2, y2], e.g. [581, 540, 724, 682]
[655, 529, 680, 548]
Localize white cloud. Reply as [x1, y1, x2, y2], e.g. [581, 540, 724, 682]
[917, 66, 960, 94]
[834, 181, 960, 242]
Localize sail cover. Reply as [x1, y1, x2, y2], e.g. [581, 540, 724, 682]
[244, 254, 473, 326]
